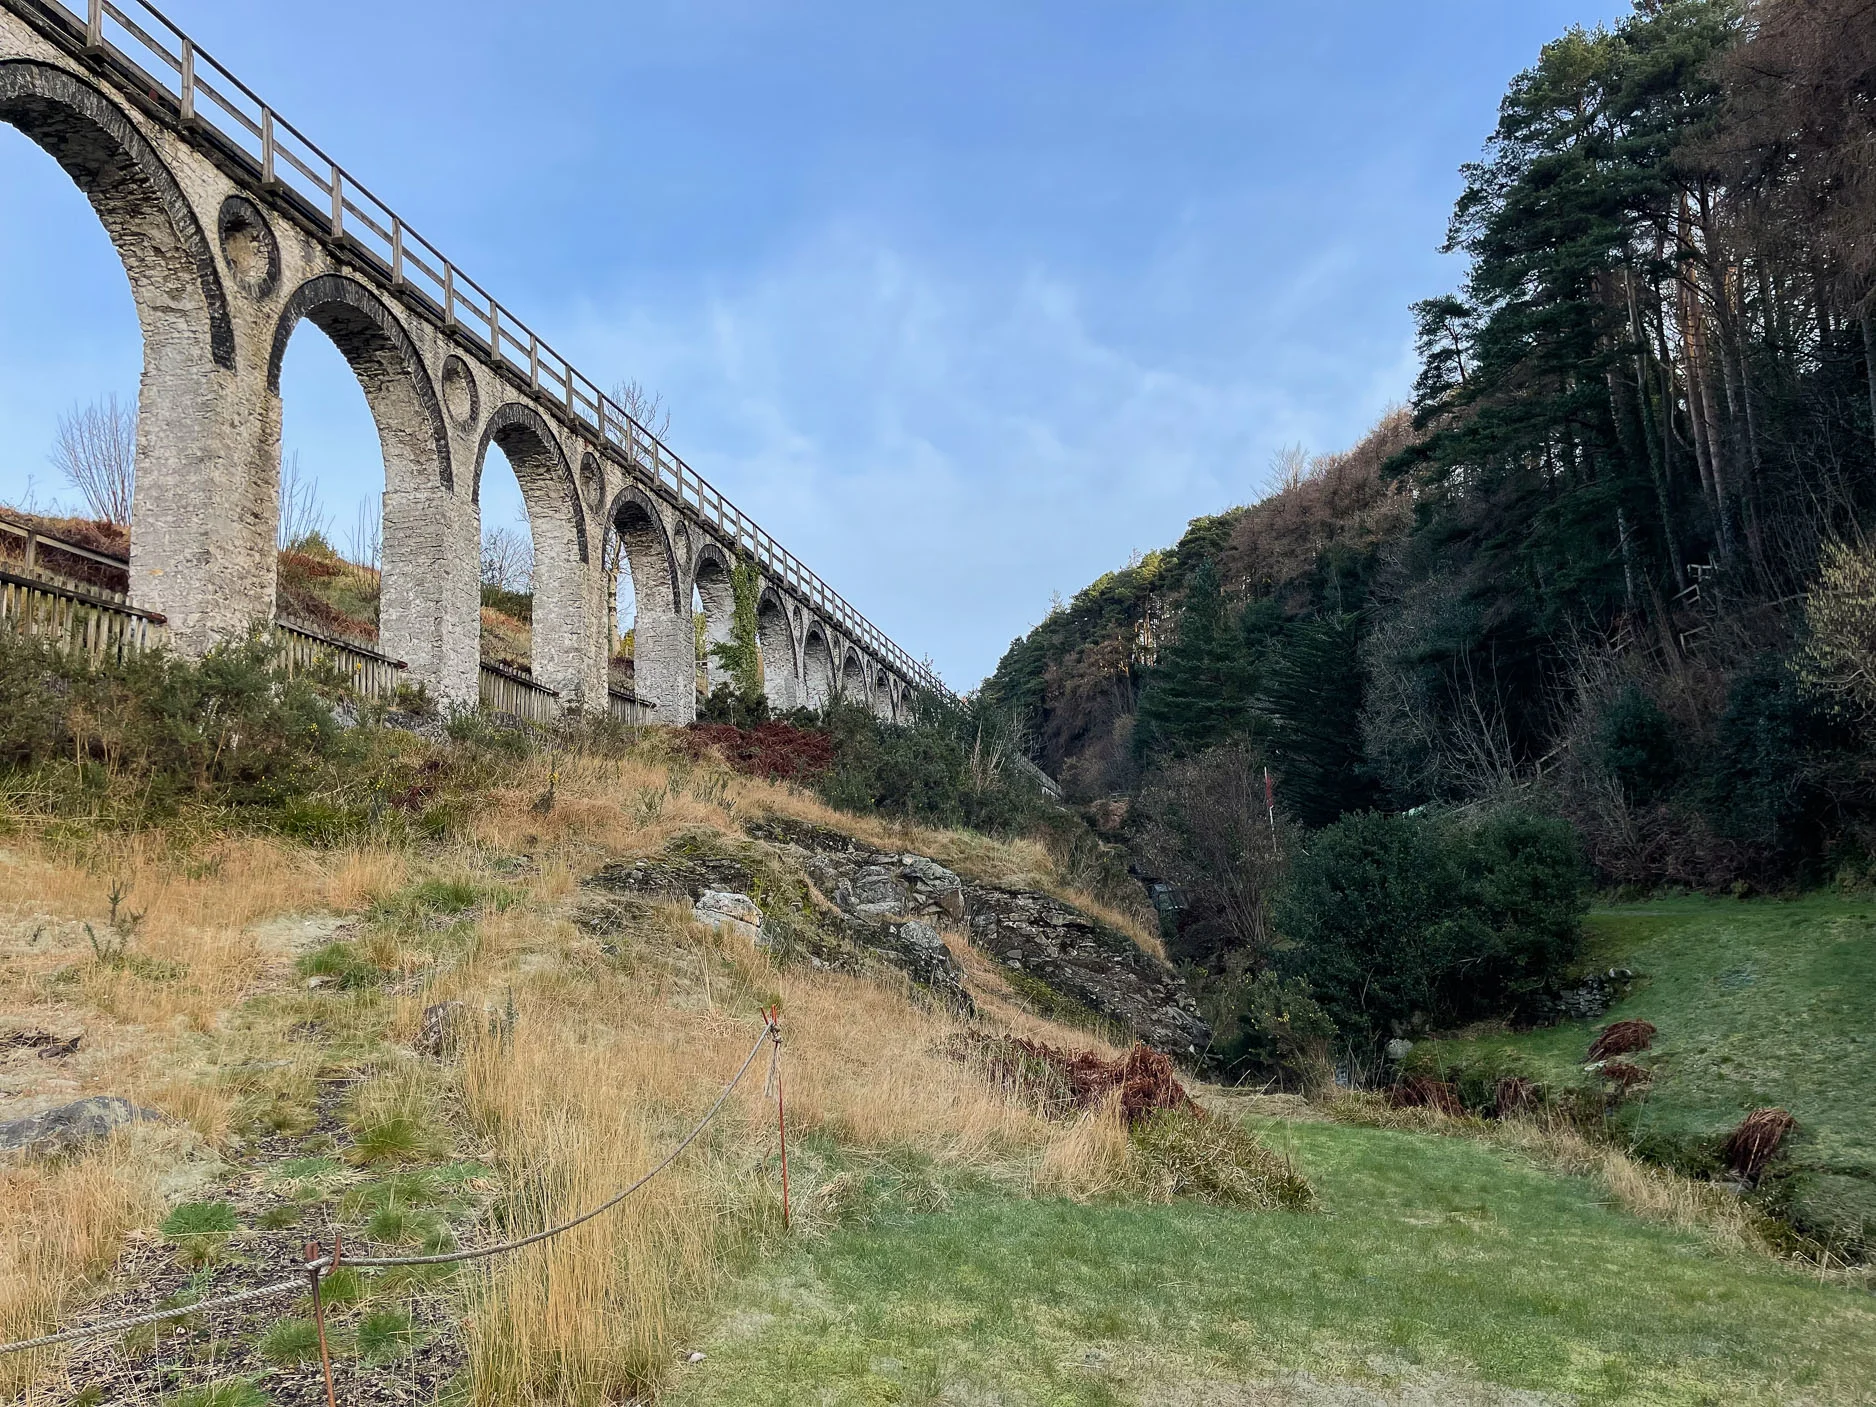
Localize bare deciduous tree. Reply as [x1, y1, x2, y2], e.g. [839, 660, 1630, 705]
[481, 523, 534, 593]
[1269, 443, 1310, 496]
[277, 452, 332, 551]
[51, 394, 136, 524]
[604, 379, 672, 649]
[346, 493, 382, 572]
[610, 379, 671, 440]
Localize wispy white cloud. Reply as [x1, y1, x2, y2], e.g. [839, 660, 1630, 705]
[566, 218, 1396, 684]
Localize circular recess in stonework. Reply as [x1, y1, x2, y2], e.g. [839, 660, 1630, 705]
[217, 196, 279, 299]
[441, 355, 479, 429]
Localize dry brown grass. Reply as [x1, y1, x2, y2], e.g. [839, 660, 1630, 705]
[0, 737, 1180, 1404]
[1034, 1093, 1135, 1201]
[0, 1131, 165, 1397]
[435, 887, 1093, 1403]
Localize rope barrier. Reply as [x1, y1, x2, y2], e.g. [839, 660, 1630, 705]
[0, 1016, 781, 1359]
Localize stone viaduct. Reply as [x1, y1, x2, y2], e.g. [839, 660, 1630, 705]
[0, 0, 939, 721]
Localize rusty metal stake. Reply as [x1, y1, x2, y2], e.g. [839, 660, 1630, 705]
[305, 1238, 340, 1407]
[767, 1007, 790, 1230]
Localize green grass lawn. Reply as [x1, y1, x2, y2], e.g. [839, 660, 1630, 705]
[1412, 895, 1876, 1245]
[665, 1119, 1876, 1406]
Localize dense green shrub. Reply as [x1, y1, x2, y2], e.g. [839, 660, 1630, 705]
[809, 697, 1052, 835]
[1699, 655, 1859, 869]
[1598, 685, 1679, 806]
[1273, 808, 1585, 1045]
[0, 631, 358, 822]
[1201, 966, 1336, 1091]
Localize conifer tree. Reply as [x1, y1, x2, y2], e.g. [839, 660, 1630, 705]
[1132, 559, 1258, 761]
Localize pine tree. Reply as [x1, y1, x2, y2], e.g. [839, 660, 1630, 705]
[1262, 613, 1379, 826]
[1132, 560, 1258, 761]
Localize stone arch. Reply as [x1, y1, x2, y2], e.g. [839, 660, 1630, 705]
[802, 624, 836, 711]
[268, 273, 452, 488]
[692, 540, 736, 693]
[0, 59, 257, 645]
[268, 273, 461, 690]
[840, 647, 866, 702]
[756, 585, 798, 712]
[477, 403, 592, 701]
[607, 483, 690, 719]
[476, 403, 587, 559]
[0, 61, 233, 368]
[605, 484, 678, 611]
[873, 667, 895, 720]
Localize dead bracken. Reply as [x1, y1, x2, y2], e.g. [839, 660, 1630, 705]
[1385, 1075, 1464, 1117]
[955, 1034, 1200, 1127]
[1587, 1019, 1657, 1061]
[1723, 1107, 1797, 1181]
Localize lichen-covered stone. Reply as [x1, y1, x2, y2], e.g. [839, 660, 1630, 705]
[0, 1096, 161, 1154]
[749, 816, 1206, 1053]
[695, 890, 763, 944]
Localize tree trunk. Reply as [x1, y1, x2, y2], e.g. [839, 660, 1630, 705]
[1862, 304, 1876, 459]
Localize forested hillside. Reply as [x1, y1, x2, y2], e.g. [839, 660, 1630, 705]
[983, 0, 1876, 1068]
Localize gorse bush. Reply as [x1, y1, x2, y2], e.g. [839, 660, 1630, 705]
[0, 631, 357, 822]
[1274, 808, 1585, 1046]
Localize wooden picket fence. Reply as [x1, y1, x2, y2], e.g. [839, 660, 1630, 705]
[0, 536, 654, 725]
[0, 564, 166, 664]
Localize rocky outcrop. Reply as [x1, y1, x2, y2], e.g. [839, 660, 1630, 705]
[694, 890, 763, 944]
[0, 1096, 161, 1154]
[576, 830, 971, 1010]
[748, 818, 1210, 1058]
[966, 887, 1209, 1057]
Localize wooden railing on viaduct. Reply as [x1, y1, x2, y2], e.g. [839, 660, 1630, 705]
[0, 518, 652, 726]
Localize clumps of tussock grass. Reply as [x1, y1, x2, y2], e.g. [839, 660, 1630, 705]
[1130, 1107, 1313, 1209]
[255, 1315, 327, 1365]
[159, 1378, 267, 1407]
[296, 940, 384, 990]
[1033, 1094, 1312, 1210]
[343, 1064, 454, 1166]
[357, 1306, 428, 1365]
[159, 1200, 239, 1266]
[948, 1033, 1312, 1211]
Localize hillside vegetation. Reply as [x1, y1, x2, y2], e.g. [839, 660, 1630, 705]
[1412, 895, 1876, 1255]
[979, 0, 1876, 1110]
[1, 643, 1872, 1406]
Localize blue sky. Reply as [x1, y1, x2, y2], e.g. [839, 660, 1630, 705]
[0, 0, 1630, 687]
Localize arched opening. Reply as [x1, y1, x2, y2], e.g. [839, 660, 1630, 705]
[477, 440, 534, 676]
[0, 60, 256, 647]
[269, 274, 463, 694]
[756, 587, 798, 712]
[873, 670, 895, 720]
[476, 404, 591, 703]
[606, 485, 686, 720]
[841, 647, 866, 702]
[802, 626, 836, 711]
[693, 543, 735, 695]
[0, 81, 139, 536]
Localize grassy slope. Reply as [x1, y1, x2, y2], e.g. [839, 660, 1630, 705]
[669, 1116, 1876, 1406]
[1414, 897, 1876, 1203]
